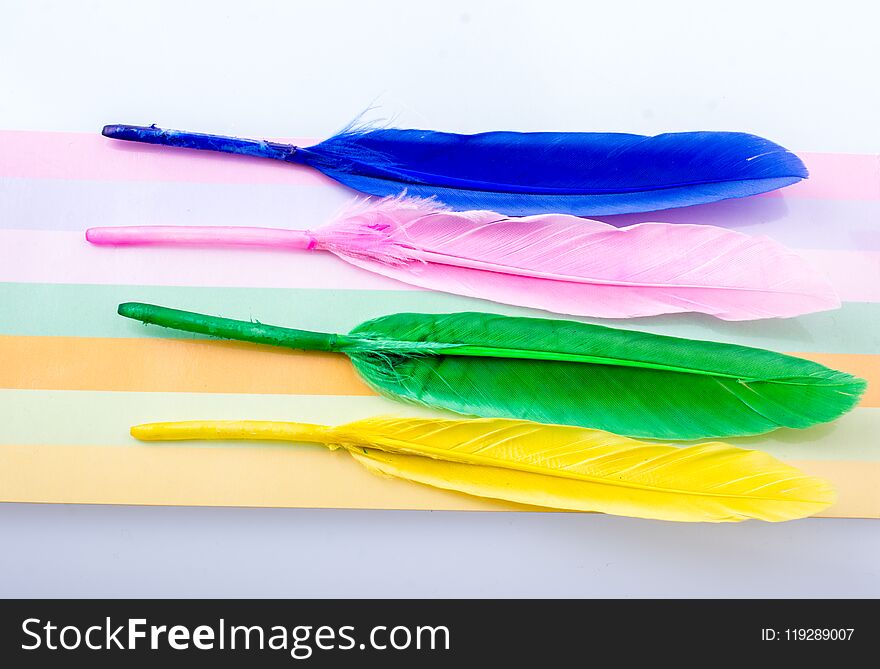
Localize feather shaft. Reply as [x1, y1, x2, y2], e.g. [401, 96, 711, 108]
[86, 226, 313, 249]
[405, 248, 813, 293]
[102, 124, 301, 163]
[118, 302, 341, 352]
[132, 419, 330, 443]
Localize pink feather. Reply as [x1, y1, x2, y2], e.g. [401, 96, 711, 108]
[87, 196, 839, 321]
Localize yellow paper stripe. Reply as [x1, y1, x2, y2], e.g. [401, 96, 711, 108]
[0, 442, 873, 519]
[0, 442, 530, 511]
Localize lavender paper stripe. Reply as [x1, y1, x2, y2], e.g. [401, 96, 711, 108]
[2, 177, 880, 251]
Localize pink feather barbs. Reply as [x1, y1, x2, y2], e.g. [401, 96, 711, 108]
[85, 197, 839, 321]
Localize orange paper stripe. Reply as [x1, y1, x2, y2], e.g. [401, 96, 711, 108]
[0, 336, 876, 405]
[0, 336, 372, 396]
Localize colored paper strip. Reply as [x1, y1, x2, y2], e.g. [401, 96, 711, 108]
[4, 177, 880, 251]
[2, 389, 877, 463]
[2, 230, 878, 303]
[0, 336, 875, 406]
[0, 439, 873, 518]
[2, 283, 879, 355]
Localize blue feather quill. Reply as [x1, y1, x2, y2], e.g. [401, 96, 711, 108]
[102, 124, 808, 215]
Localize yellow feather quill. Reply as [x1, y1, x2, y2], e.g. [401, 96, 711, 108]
[131, 416, 835, 523]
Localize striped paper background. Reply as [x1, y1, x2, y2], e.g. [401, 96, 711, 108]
[1, 131, 878, 517]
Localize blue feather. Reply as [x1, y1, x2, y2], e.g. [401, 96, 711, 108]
[102, 124, 807, 215]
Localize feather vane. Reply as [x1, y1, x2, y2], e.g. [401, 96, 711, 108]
[117, 303, 866, 440]
[87, 197, 838, 321]
[131, 416, 836, 523]
[101, 124, 808, 215]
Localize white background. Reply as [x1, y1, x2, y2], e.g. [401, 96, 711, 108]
[1, 0, 879, 597]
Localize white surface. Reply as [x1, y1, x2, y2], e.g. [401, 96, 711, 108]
[1, 0, 879, 597]
[2, 506, 878, 598]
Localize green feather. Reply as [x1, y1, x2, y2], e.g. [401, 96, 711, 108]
[117, 303, 866, 440]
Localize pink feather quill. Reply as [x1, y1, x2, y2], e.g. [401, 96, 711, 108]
[86, 197, 839, 320]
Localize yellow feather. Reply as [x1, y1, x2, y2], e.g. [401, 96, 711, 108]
[131, 416, 835, 523]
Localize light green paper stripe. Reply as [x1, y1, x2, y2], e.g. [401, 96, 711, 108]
[0, 389, 877, 462]
[0, 389, 438, 451]
[2, 282, 880, 353]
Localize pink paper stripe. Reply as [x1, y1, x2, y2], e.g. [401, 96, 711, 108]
[1, 230, 876, 303]
[761, 153, 880, 201]
[1, 131, 877, 201]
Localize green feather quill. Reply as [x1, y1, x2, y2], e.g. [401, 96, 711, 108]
[117, 303, 865, 440]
